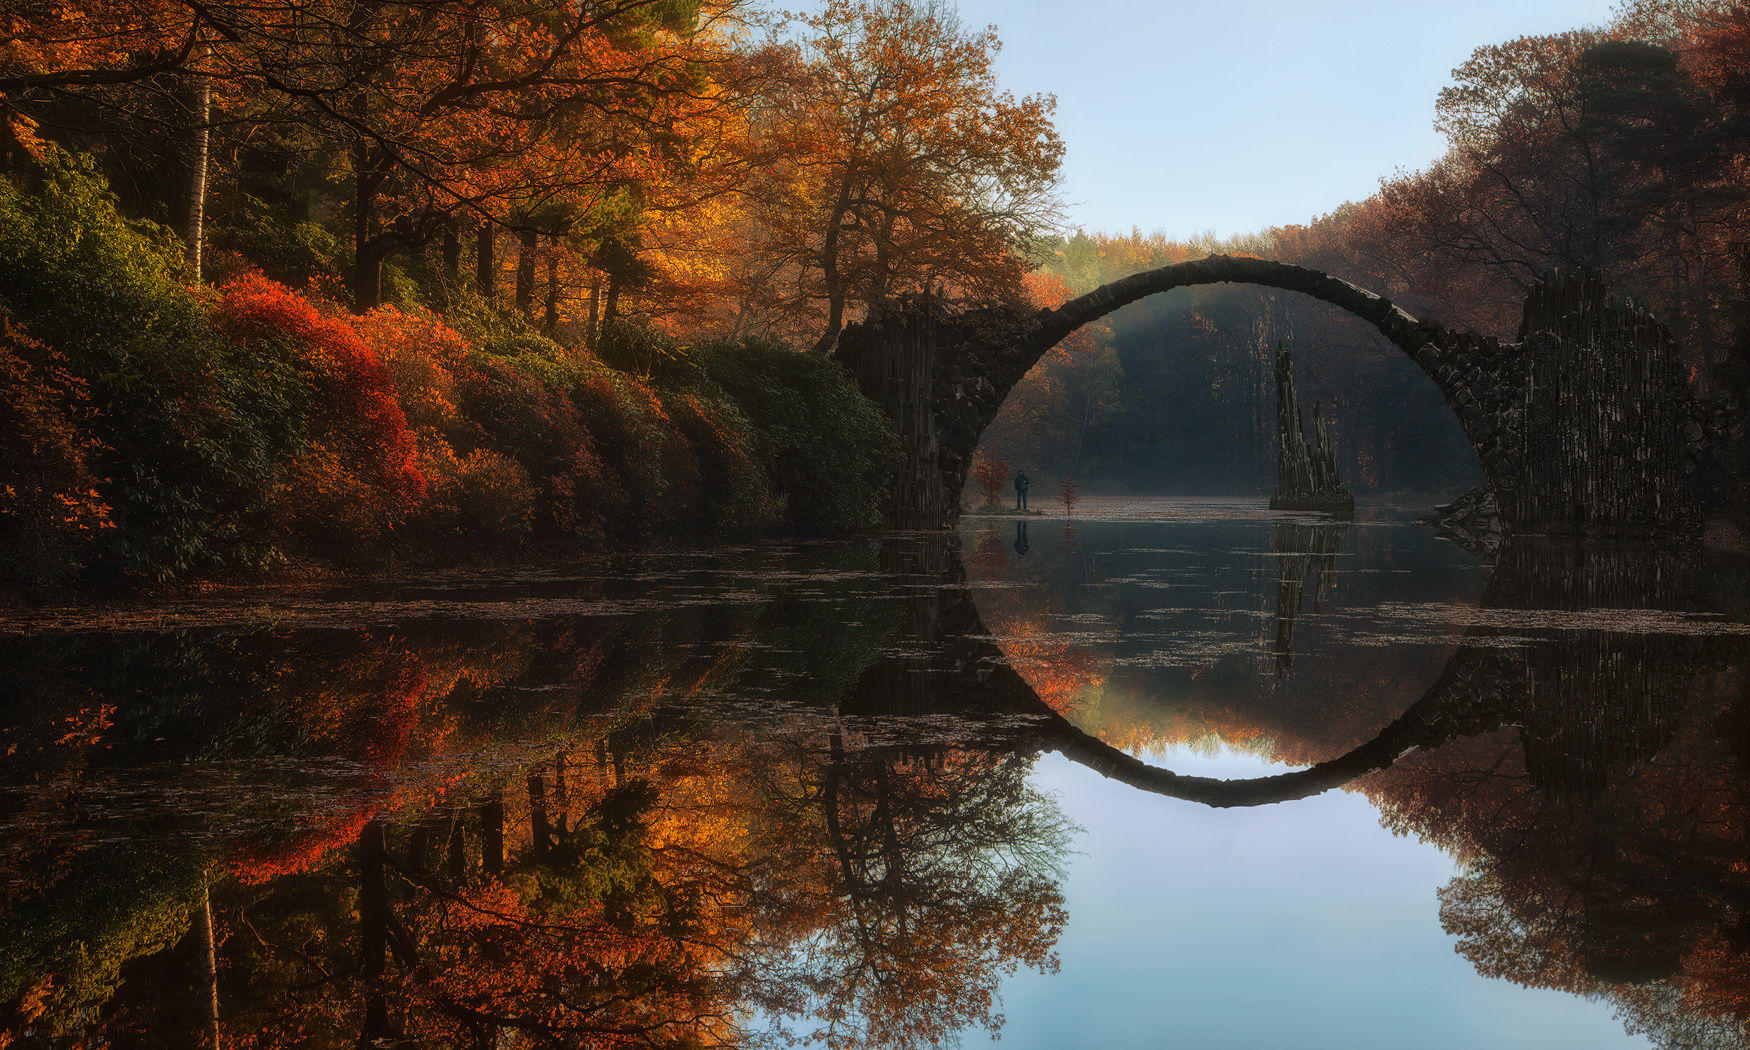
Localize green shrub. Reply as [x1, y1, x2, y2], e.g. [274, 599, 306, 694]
[0, 846, 203, 1032]
[668, 390, 780, 529]
[569, 365, 694, 536]
[594, 317, 703, 388]
[0, 149, 308, 578]
[699, 339, 898, 531]
[0, 307, 109, 587]
[209, 193, 343, 289]
[444, 292, 558, 358]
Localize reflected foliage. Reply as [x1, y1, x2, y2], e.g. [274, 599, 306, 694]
[0, 538, 1066, 1048]
[8, 524, 1750, 1047]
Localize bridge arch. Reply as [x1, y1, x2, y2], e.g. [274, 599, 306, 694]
[837, 257, 1697, 536]
[1039, 256, 1455, 366]
[971, 257, 1512, 515]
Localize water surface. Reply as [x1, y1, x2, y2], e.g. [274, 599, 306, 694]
[4, 497, 1748, 1048]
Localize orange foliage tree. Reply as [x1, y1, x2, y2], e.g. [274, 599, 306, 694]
[1055, 477, 1078, 516]
[969, 453, 1008, 508]
[739, 0, 1063, 350]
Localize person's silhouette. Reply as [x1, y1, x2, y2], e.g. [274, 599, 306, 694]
[1013, 470, 1030, 511]
[1013, 520, 1030, 557]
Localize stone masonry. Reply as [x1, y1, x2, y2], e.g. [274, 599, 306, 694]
[836, 256, 1713, 538]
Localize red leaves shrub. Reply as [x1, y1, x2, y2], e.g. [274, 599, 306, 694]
[452, 355, 620, 541]
[416, 443, 538, 545]
[212, 275, 426, 510]
[0, 307, 110, 583]
[357, 307, 550, 545]
[969, 453, 1008, 508]
[356, 306, 471, 439]
[278, 443, 404, 549]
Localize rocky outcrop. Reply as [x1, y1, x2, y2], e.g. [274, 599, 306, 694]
[1419, 485, 1503, 558]
[1269, 344, 1354, 517]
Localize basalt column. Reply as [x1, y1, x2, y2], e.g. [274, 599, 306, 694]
[1269, 344, 1354, 517]
[1506, 270, 1697, 536]
[838, 304, 950, 529]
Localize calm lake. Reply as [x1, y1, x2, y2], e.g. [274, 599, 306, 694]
[4, 497, 1748, 1048]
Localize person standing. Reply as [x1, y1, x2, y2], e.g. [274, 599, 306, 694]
[1013, 470, 1030, 511]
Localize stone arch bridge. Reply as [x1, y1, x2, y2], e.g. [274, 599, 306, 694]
[835, 256, 1711, 536]
[839, 533, 1731, 808]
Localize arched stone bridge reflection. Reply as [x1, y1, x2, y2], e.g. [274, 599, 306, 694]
[840, 534, 1736, 807]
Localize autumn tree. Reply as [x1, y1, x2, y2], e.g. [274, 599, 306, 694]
[1380, 24, 1746, 362]
[0, 0, 206, 94]
[1054, 477, 1078, 516]
[970, 452, 1008, 508]
[283, 0, 764, 312]
[0, 0, 768, 312]
[746, 0, 1063, 350]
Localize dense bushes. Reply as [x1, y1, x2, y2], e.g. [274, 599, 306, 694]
[0, 150, 309, 578]
[0, 308, 109, 586]
[700, 339, 899, 531]
[0, 151, 899, 588]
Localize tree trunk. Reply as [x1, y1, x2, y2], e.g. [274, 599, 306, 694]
[528, 774, 552, 863]
[197, 873, 220, 1048]
[602, 271, 621, 329]
[351, 143, 382, 312]
[357, 821, 389, 1042]
[444, 815, 464, 881]
[352, 228, 381, 311]
[869, 205, 896, 306]
[814, 220, 847, 354]
[515, 227, 537, 314]
[553, 753, 569, 835]
[185, 44, 210, 283]
[441, 217, 461, 285]
[480, 793, 504, 875]
[585, 271, 601, 350]
[543, 243, 560, 336]
[406, 823, 432, 873]
[475, 224, 495, 301]
[353, 237, 381, 312]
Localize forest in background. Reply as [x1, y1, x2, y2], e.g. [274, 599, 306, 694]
[980, 1, 1750, 502]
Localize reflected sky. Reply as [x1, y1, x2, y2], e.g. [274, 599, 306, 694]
[985, 748, 1643, 1049]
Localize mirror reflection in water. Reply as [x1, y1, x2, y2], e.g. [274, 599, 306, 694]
[4, 497, 1749, 1049]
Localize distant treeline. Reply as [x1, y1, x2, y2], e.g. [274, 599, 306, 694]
[983, 3, 1750, 501]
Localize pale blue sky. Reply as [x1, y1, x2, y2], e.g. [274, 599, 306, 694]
[977, 751, 1646, 1049]
[949, 0, 1624, 239]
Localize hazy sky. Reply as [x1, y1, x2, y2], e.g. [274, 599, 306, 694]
[946, 0, 1624, 240]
